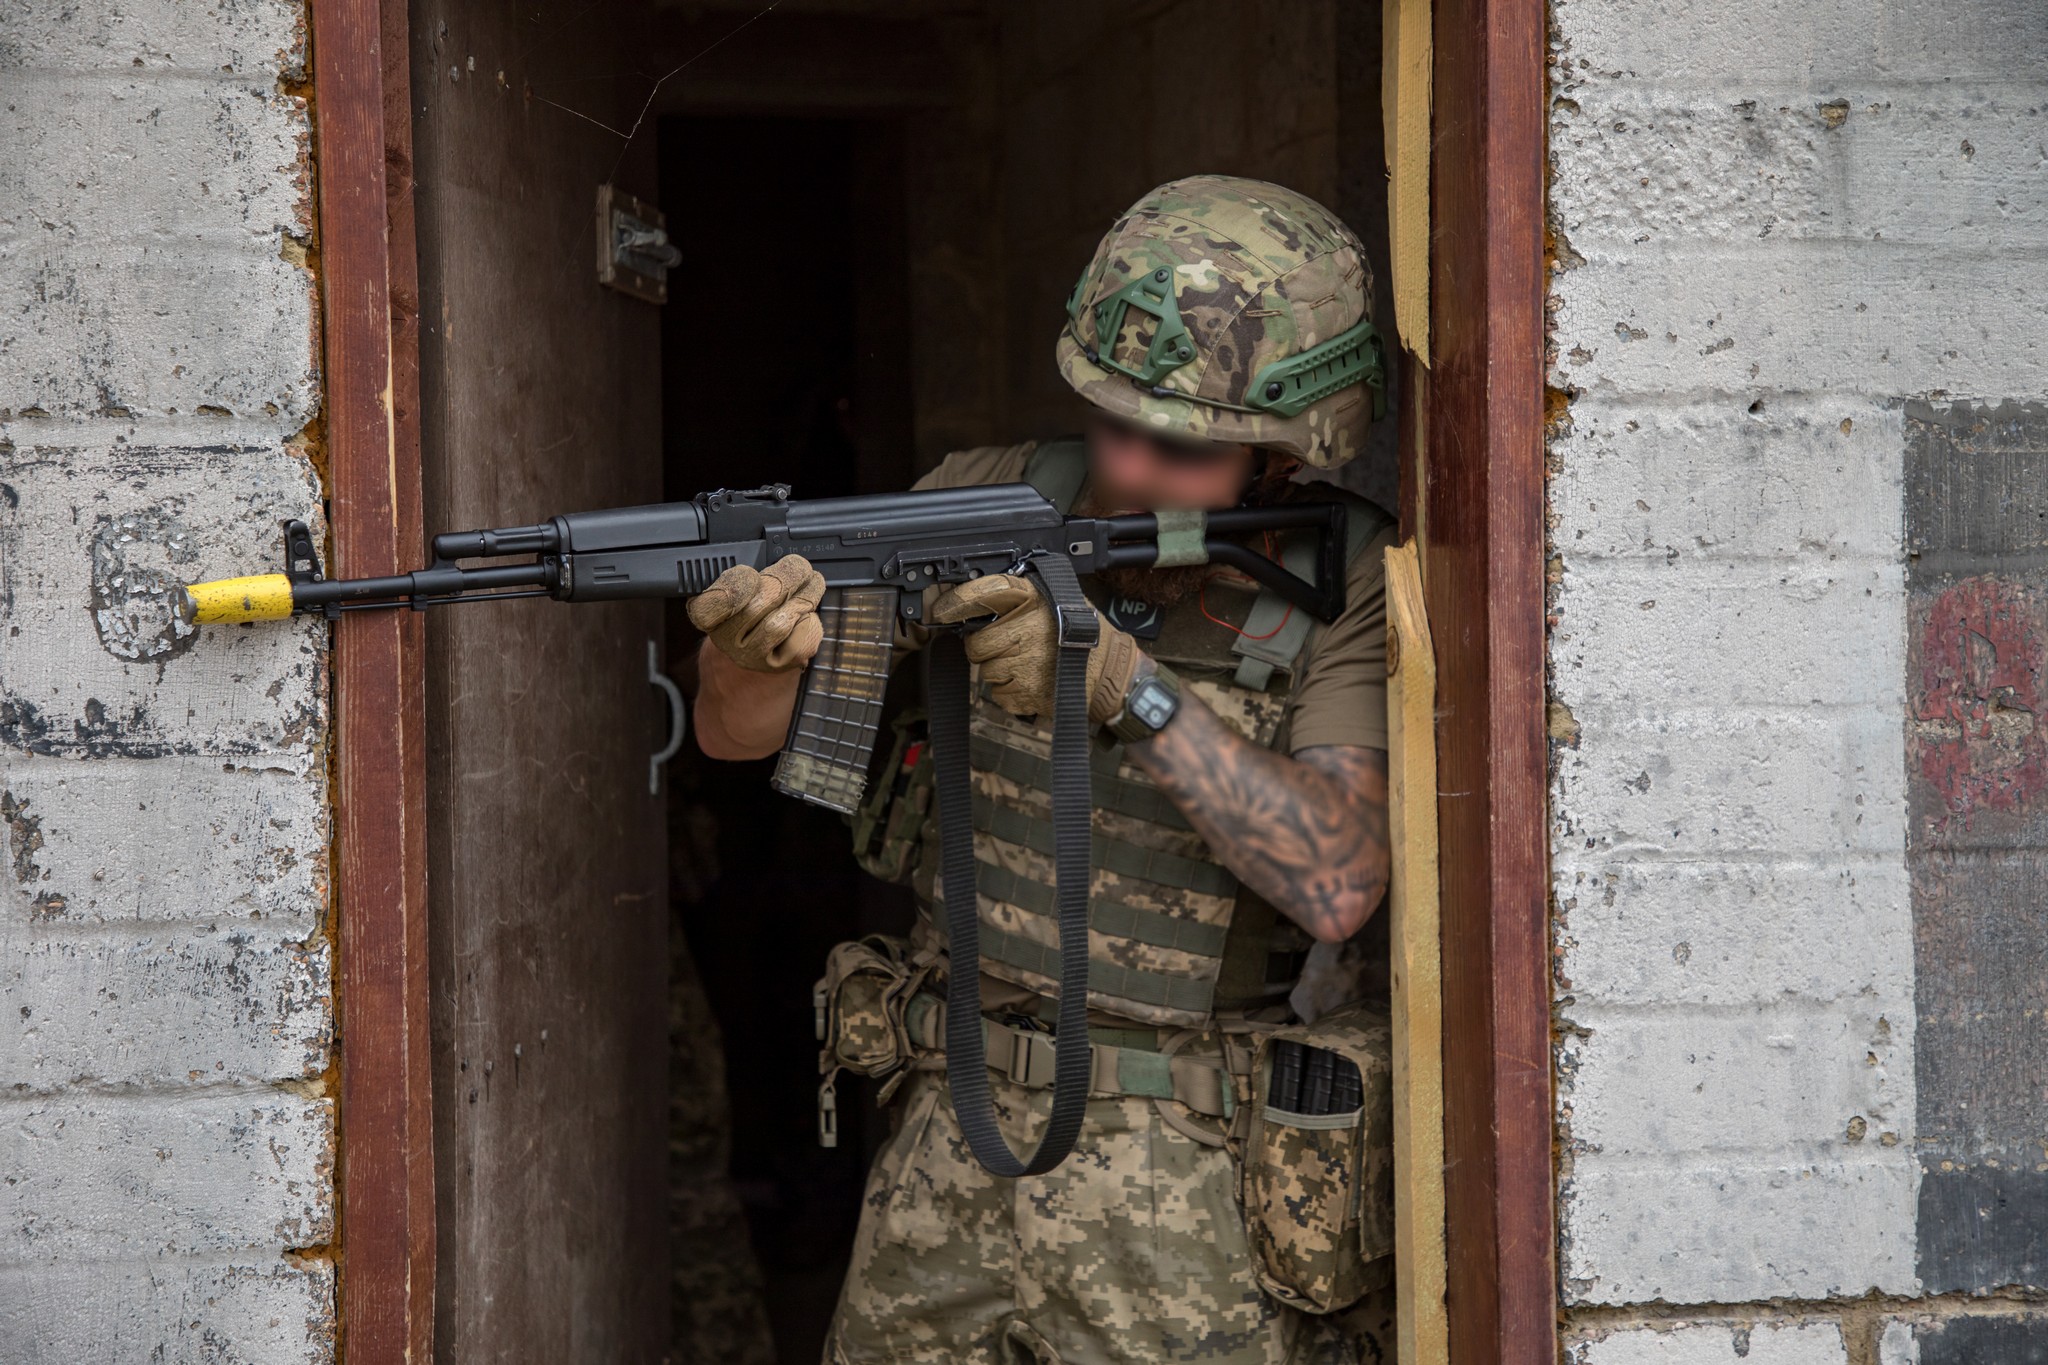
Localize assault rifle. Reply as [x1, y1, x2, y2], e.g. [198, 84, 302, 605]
[182, 482, 1352, 1175]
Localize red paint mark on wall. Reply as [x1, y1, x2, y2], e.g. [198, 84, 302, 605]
[1914, 575, 2047, 823]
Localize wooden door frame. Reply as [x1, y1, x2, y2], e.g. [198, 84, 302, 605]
[311, 0, 1555, 1358]
[312, 1, 434, 1359]
[1424, 0, 1558, 1361]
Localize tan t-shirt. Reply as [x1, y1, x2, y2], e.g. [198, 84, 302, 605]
[912, 441, 1394, 753]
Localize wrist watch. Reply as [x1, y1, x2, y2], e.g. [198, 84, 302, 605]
[1107, 662, 1182, 744]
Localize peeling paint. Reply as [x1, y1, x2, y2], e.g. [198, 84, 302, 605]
[1, 791, 44, 886]
[88, 507, 201, 662]
[1912, 575, 2045, 826]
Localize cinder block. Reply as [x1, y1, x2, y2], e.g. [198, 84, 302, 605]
[0, 752, 325, 925]
[0, 1257, 333, 1364]
[1561, 1151, 1918, 1304]
[0, 0, 308, 76]
[0, 232, 316, 424]
[1551, 558, 1905, 709]
[0, 1091, 332, 1261]
[0, 75, 311, 250]
[1552, 705, 1906, 858]
[1551, 250, 2048, 401]
[0, 440, 326, 766]
[1555, 857, 1912, 1006]
[1560, 1000, 1911, 1157]
[1568, 1320, 1849, 1365]
[1551, 0, 2048, 84]
[1549, 397, 1904, 564]
[0, 923, 331, 1087]
[1880, 1312, 2048, 1364]
[1550, 88, 2048, 254]
[0, 67, 315, 423]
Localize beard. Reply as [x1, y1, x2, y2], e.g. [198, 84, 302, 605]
[1076, 471, 1296, 610]
[1074, 490, 1216, 609]
[1093, 561, 1213, 610]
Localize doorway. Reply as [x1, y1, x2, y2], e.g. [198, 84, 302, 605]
[376, 2, 1547, 1363]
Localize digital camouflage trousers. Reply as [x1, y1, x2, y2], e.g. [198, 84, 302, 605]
[826, 1068, 1394, 1365]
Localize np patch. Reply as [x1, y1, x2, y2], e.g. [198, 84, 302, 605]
[1105, 595, 1163, 639]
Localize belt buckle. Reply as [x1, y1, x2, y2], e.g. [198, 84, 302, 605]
[1007, 1027, 1056, 1088]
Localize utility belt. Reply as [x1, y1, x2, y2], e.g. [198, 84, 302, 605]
[815, 934, 1395, 1312]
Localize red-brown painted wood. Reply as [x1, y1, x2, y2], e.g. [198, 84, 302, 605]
[311, 1, 434, 1359]
[1426, 0, 1556, 1360]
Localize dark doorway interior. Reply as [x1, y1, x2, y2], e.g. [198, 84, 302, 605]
[407, 3, 1397, 1363]
[659, 114, 918, 1365]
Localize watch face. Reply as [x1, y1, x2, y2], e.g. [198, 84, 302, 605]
[1131, 678, 1176, 728]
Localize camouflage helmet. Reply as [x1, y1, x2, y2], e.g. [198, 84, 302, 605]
[1056, 175, 1385, 469]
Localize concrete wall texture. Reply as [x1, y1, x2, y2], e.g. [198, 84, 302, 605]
[1548, 0, 2048, 1360]
[0, 1, 334, 1360]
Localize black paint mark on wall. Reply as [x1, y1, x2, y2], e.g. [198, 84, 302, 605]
[1906, 399, 2048, 1294]
[1912, 1312, 2048, 1365]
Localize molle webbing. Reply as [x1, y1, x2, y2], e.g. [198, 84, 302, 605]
[935, 863, 1230, 956]
[968, 800, 1236, 896]
[968, 734, 1193, 831]
[974, 924, 1216, 1015]
[933, 875, 1307, 1015]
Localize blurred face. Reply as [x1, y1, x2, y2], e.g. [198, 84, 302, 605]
[1083, 415, 1258, 512]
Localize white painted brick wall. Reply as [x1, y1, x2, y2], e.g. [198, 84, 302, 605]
[1568, 1321, 1849, 1365]
[0, 2, 332, 1359]
[1550, 0, 2048, 1330]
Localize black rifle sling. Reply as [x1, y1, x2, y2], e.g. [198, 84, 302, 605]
[928, 552, 1096, 1177]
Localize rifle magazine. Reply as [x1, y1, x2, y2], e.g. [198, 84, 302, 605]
[773, 585, 898, 814]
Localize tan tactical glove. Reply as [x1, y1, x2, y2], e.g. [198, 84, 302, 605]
[929, 574, 1141, 727]
[686, 554, 826, 672]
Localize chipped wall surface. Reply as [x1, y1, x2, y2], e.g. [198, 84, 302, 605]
[0, 2, 334, 1360]
[1550, 0, 2048, 1355]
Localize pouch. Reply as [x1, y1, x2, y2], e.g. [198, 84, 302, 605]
[1237, 1004, 1395, 1313]
[849, 708, 932, 886]
[815, 934, 925, 1077]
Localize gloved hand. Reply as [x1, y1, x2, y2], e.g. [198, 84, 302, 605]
[687, 554, 825, 672]
[929, 574, 1141, 727]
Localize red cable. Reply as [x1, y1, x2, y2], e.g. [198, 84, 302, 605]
[1198, 532, 1295, 641]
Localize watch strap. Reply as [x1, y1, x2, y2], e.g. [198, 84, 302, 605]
[1107, 662, 1181, 744]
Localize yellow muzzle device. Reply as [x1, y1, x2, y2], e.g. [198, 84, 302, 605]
[179, 574, 296, 625]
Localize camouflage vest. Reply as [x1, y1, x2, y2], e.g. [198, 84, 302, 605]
[900, 440, 1391, 1029]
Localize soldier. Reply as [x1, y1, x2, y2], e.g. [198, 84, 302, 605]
[690, 175, 1398, 1365]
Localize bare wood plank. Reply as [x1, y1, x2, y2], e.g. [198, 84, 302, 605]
[1386, 539, 1450, 1365]
[1381, 0, 1433, 363]
[310, 0, 434, 1359]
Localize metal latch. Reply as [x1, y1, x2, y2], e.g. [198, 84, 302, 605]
[596, 184, 677, 304]
[647, 640, 685, 795]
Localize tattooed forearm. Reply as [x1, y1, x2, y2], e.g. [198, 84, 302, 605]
[1128, 679, 1391, 943]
